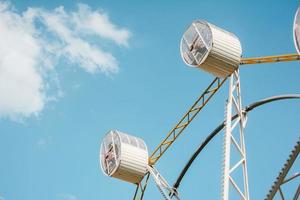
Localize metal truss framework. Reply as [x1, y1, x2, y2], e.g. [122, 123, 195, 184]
[265, 139, 300, 200]
[133, 173, 150, 200]
[147, 166, 180, 200]
[132, 53, 300, 200]
[172, 95, 300, 192]
[222, 70, 249, 200]
[134, 77, 226, 200]
[149, 77, 226, 165]
[133, 166, 180, 200]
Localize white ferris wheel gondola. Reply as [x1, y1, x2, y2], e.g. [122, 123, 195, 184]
[180, 20, 242, 78]
[100, 130, 148, 184]
[293, 7, 300, 54]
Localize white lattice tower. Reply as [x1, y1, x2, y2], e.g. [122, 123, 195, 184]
[221, 69, 249, 200]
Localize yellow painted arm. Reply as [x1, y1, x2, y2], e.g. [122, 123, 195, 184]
[240, 54, 300, 65]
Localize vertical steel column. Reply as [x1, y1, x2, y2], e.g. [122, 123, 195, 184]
[222, 69, 249, 200]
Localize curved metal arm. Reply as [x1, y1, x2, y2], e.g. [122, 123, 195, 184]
[173, 94, 300, 190]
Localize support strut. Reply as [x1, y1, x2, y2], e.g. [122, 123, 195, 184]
[222, 70, 249, 200]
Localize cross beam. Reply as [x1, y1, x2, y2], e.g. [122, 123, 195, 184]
[240, 54, 300, 65]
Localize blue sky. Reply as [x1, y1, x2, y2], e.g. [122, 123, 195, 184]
[0, 0, 299, 200]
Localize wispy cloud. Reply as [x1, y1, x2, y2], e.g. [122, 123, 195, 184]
[73, 4, 131, 47]
[0, 2, 131, 120]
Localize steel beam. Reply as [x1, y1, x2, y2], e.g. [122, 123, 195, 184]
[222, 69, 249, 200]
[240, 54, 300, 65]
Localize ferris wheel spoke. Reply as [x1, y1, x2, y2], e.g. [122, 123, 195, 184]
[133, 173, 150, 200]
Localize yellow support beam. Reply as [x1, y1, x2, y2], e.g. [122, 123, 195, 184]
[240, 54, 300, 65]
[133, 78, 226, 200]
[149, 77, 226, 165]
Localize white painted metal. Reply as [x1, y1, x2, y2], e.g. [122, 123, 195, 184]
[100, 130, 148, 184]
[180, 20, 242, 78]
[147, 166, 180, 200]
[221, 70, 249, 200]
[293, 7, 300, 54]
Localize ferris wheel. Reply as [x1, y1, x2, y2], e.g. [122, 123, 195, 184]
[99, 7, 300, 200]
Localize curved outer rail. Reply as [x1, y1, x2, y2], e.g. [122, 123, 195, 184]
[265, 138, 299, 200]
[173, 94, 300, 190]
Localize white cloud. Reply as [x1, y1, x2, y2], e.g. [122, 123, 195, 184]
[0, 2, 45, 119]
[0, 2, 131, 120]
[26, 5, 121, 74]
[73, 4, 131, 46]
